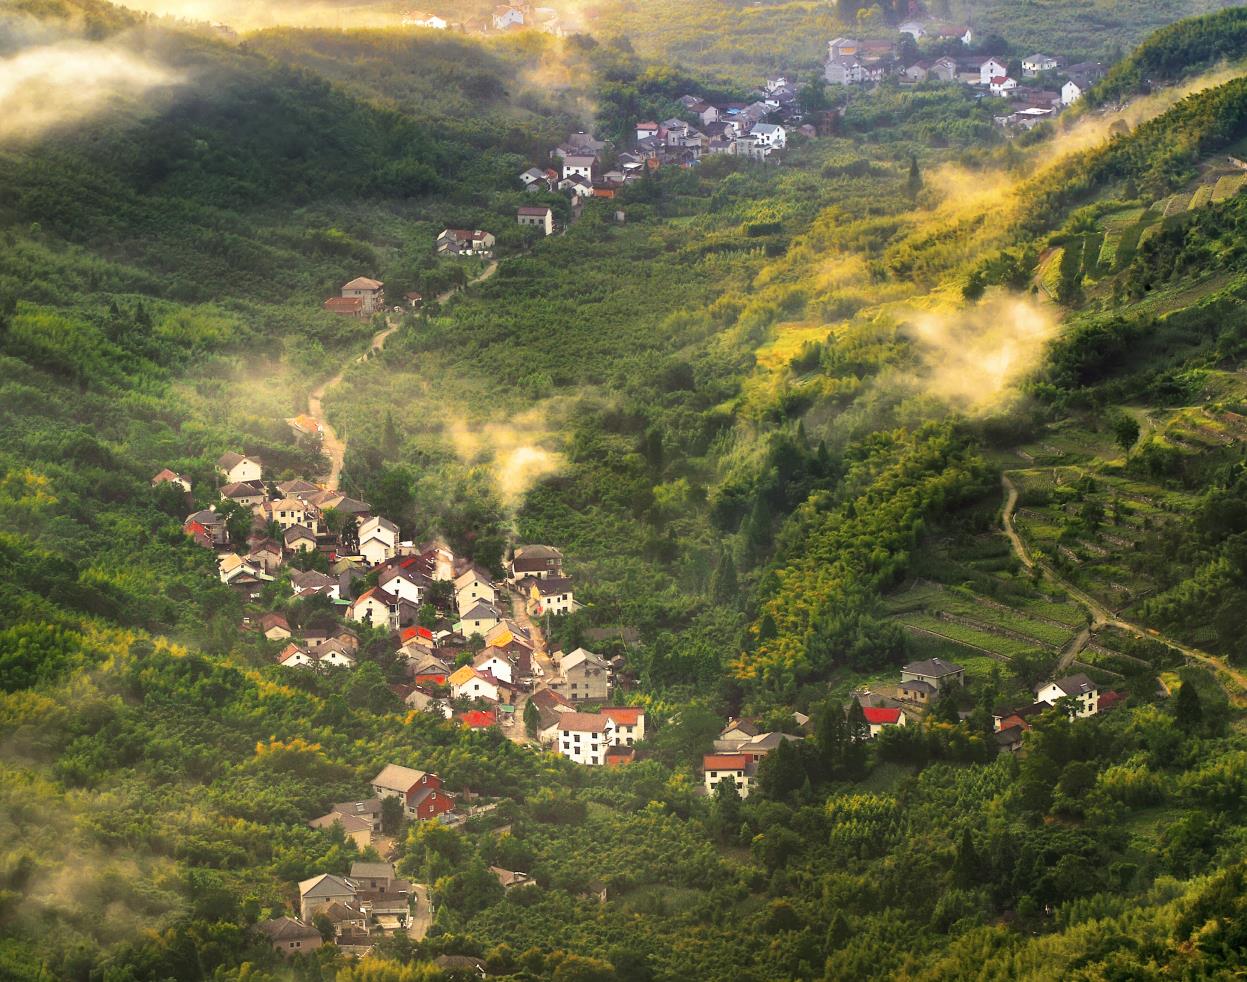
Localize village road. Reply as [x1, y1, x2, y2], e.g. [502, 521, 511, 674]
[307, 262, 498, 489]
[1001, 473, 1247, 705]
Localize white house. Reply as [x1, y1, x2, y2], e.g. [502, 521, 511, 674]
[340, 277, 384, 314]
[359, 516, 399, 565]
[750, 123, 786, 150]
[298, 874, 358, 922]
[217, 452, 262, 485]
[267, 496, 320, 532]
[378, 565, 429, 606]
[402, 11, 448, 29]
[278, 644, 317, 670]
[898, 19, 926, 39]
[492, 4, 524, 30]
[519, 166, 546, 188]
[454, 568, 497, 614]
[900, 658, 965, 692]
[449, 665, 504, 703]
[556, 712, 611, 766]
[990, 76, 1018, 97]
[1061, 79, 1086, 105]
[348, 587, 399, 629]
[473, 651, 515, 685]
[601, 706, 645, 745]
[459, 601, 503, 637]
[702, 753, 757, 797]
[824, 58, 863, 86]
[531, 576, 575, 616]
[1022, 53, 1059, 76]
[152, 468, 192, 493]
[1035, 674, 1100, 718]
[562, 155, 595, 181]
[517, 205, 554, 235]
[862, 706, 908, 738]
[979, 57, 1008, 86]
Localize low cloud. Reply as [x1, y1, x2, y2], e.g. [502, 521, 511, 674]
[118, 0, 403, 31]
[902, 296, 1059, 413]
[0, 38, 180, 143]
[445, 406, 564, 510]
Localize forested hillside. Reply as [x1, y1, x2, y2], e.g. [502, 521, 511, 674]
[8, 1, 1247, 980]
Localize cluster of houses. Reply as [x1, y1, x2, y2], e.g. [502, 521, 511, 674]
[255, 765, 458, 956]
[167, 452, 599, 722]
[700, 716, 807, 798]
[851, 657, 1123, 754]
[826, 28, 1107, 131]
[517, 79, 799, 205]
[402, 1, 564, 37]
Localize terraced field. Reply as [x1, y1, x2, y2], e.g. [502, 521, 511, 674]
[886, 580, 1086, 667]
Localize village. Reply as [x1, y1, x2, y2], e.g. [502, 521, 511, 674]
[165, 449, 1129, 959]
[154, 8, 1143, 961]
[825, 17, 1107, 131]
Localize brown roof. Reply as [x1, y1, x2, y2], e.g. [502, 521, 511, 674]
[323, 296, 364, 315]
[518, 206, 552, 217]
[557, 712, 609, 733]
[342, 276, 383, 291]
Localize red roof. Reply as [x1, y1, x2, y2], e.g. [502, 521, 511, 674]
[400, 626, 433, 642]
[457, 709, 496, 729]
[702, 753, 749, 771]
[863, 707, 902, 725]
[601, 706, 643, 726]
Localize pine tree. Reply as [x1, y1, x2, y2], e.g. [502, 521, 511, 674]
[907, 154, 923, 197]
[1174, 679, 1203, 735]
[953, 827, 980, 888]
[825, 909, 851, 951]
[382, 412, 401, 459]
[523, 698, 540, 738]
[711, 550, 739, 604]
[847, 699, 869, 743]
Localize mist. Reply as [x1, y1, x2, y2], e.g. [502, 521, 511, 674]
[0, 38, 180, 143]
[445, 406, 565, 511]
[902, 296, 1059, 413]
[117, 0, 404, 31]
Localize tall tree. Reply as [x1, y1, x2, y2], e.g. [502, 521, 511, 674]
[907, 154, 923, 197]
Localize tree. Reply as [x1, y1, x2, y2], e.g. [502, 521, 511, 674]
[381, 794, 405, 835]
[953, 828, 979, 888]
[907, 154, 923, 197]
[1110, 410, 1140, 452]
[710, 550, 738, 605]
[757, 737, 806, 799]
[524, 698, 540, 738]
[711, 776, 743, 839]
[1174, 678, 1204, 734]
[382, 411, 401, 459]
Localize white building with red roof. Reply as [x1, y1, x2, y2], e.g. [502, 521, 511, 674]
[862, 706, 908, 739]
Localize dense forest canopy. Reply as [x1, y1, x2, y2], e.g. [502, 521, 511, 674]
[8, 1, 1247, 980]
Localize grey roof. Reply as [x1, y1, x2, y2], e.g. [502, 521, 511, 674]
[291, 569, 335, 589]
[1047, 673, 1098, 697]
[900, 679, 936, 694]
[902, 658, 964, 678]
[257, 916, 320, 942]
[349, 861, 397, 880]
[284, 524, 316, 544]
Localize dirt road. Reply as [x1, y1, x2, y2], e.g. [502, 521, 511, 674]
[406, 883, 432, 940]
[1002, 473, 1247, 704]
[307, 262, 498, 489]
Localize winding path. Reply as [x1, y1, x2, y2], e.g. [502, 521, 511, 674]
[1001, 473, 1247, 705]
[307, 263, 498, 490]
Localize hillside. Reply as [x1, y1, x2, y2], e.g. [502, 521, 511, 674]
[8, 2, 1247, 981]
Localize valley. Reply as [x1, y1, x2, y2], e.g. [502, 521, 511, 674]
[7, 1, 1247, 980]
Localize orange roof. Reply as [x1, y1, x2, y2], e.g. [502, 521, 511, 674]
[601, 707, 643, 726]
[457, 709, 496, 728]
[702, 754, 749, 771]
